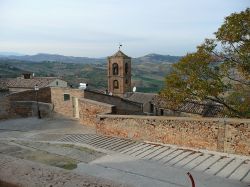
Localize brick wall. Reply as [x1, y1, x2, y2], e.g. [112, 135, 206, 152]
[97, 115, 250, 156]
[8, 87, 51, 103]
[51, 87, 84, 117]
[10, 101, 53, 118]
[78, 98, 115, 127]
[0, 97, 10, 119]
[84, 90, 142, 114]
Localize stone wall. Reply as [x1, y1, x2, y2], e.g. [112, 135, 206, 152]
[97, 115, 250, 156]
[10, 101, 53, 118]
[51, 87, 84, 118]
[0, 97, 11, 119]
[84, 90, 142, 115]
[79, 98, 115, 127]
[8, 87, 51, 103]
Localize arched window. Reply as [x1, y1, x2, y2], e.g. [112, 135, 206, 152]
[125, 63, 129, 74]
[113, 80, 119, 89]
[113, 63, 119, 75]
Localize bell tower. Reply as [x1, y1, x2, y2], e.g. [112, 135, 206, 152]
[107, 50, 131, 97]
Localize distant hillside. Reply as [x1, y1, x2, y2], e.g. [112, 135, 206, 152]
[0, 52, 180, 92]
[0, 53, 105, 64]
[0, 52, 24, 56]
[0, 52, 181, 64]
[0, 57, 174, 92]
[135, 54, 181, 64]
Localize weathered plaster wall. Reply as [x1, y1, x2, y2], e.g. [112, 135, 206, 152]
[0, 97, 10, 119]
[51, 87, 84, 118]
[8, 87, 51, 103]
[0, 87, 52, 119]
[97, 115, 250, 156]
[79, 98, 115, 127]
[10, 101, 53, 118]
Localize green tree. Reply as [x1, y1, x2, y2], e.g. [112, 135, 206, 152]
[161, 8, 250, 118]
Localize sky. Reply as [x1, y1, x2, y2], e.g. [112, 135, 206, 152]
[0, 0, 249, 57]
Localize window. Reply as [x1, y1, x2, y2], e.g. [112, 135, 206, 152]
[125, 63, 129, 74]
[125, 78, 128, 84]
[113, 80, 119, 89]
[56, 81, 59, 86]
[113, 63, 119, 75]
[64, 94, 70, 101]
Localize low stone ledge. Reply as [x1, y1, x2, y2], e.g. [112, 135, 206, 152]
[98, 114, 250, 124]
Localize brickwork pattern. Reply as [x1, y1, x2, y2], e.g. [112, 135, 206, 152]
[79, 98, 115, 127]
[97, 115, 250, 156]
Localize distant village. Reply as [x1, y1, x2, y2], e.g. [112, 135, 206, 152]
[0, 50, 223, 118]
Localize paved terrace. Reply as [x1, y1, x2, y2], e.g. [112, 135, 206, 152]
[0, 117, 249, 187]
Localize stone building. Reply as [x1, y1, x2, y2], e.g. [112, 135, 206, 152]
[107, 50, 132, 97]
[0, 72, 67, 93]
[151, 95, 223, 117]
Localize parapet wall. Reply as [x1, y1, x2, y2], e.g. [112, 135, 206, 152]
[84, 90, 142, 115]
[7, 87, 51, 103]
[10, 101, 53, 118]
[0, 97, 10, 119]
[97, 115, 250, 156]
[79, 98, 115, 127]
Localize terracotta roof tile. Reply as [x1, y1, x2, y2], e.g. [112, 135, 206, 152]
[152, 95, 224, 117]
[109, 50, 131, 59]
[125, 92, 156, 104]
[0, 77, 59, 89]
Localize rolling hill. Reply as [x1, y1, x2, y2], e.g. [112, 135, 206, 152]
[0, 53, 181, 92]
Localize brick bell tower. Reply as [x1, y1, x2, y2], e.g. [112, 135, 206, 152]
[107, 49, 132, 97]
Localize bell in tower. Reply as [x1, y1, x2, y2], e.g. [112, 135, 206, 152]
[107, 49, 132, 97]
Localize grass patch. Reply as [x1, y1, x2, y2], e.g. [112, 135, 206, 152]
[8, 149, 78, 170]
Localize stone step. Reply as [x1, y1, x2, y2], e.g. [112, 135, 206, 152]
[130, 145, 157, 157]
[151, 148, 177, 161]
[136, 145, 164, 159]
[193, 155, 221, 172]
[174, 152, 202, 168]
[183, 154, 211, 170]
[167, 151, 194, 166]
[229, 160, 250, 181]
[205, 157, 234, 175]
[160, 149, 185, 164]
[216, 158, 244, 178]
[144, 146, 170, 160]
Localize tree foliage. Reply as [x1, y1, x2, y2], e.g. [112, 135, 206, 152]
[161, 8, 250, 118]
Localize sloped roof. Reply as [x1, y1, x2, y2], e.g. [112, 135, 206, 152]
[124, 92, 156, 104]
[0, 77, 61, 89]
[152, 95, 224, 117]
[109, 50, 131, 59]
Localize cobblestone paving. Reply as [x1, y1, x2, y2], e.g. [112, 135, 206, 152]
[58, 134, 250, 184]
